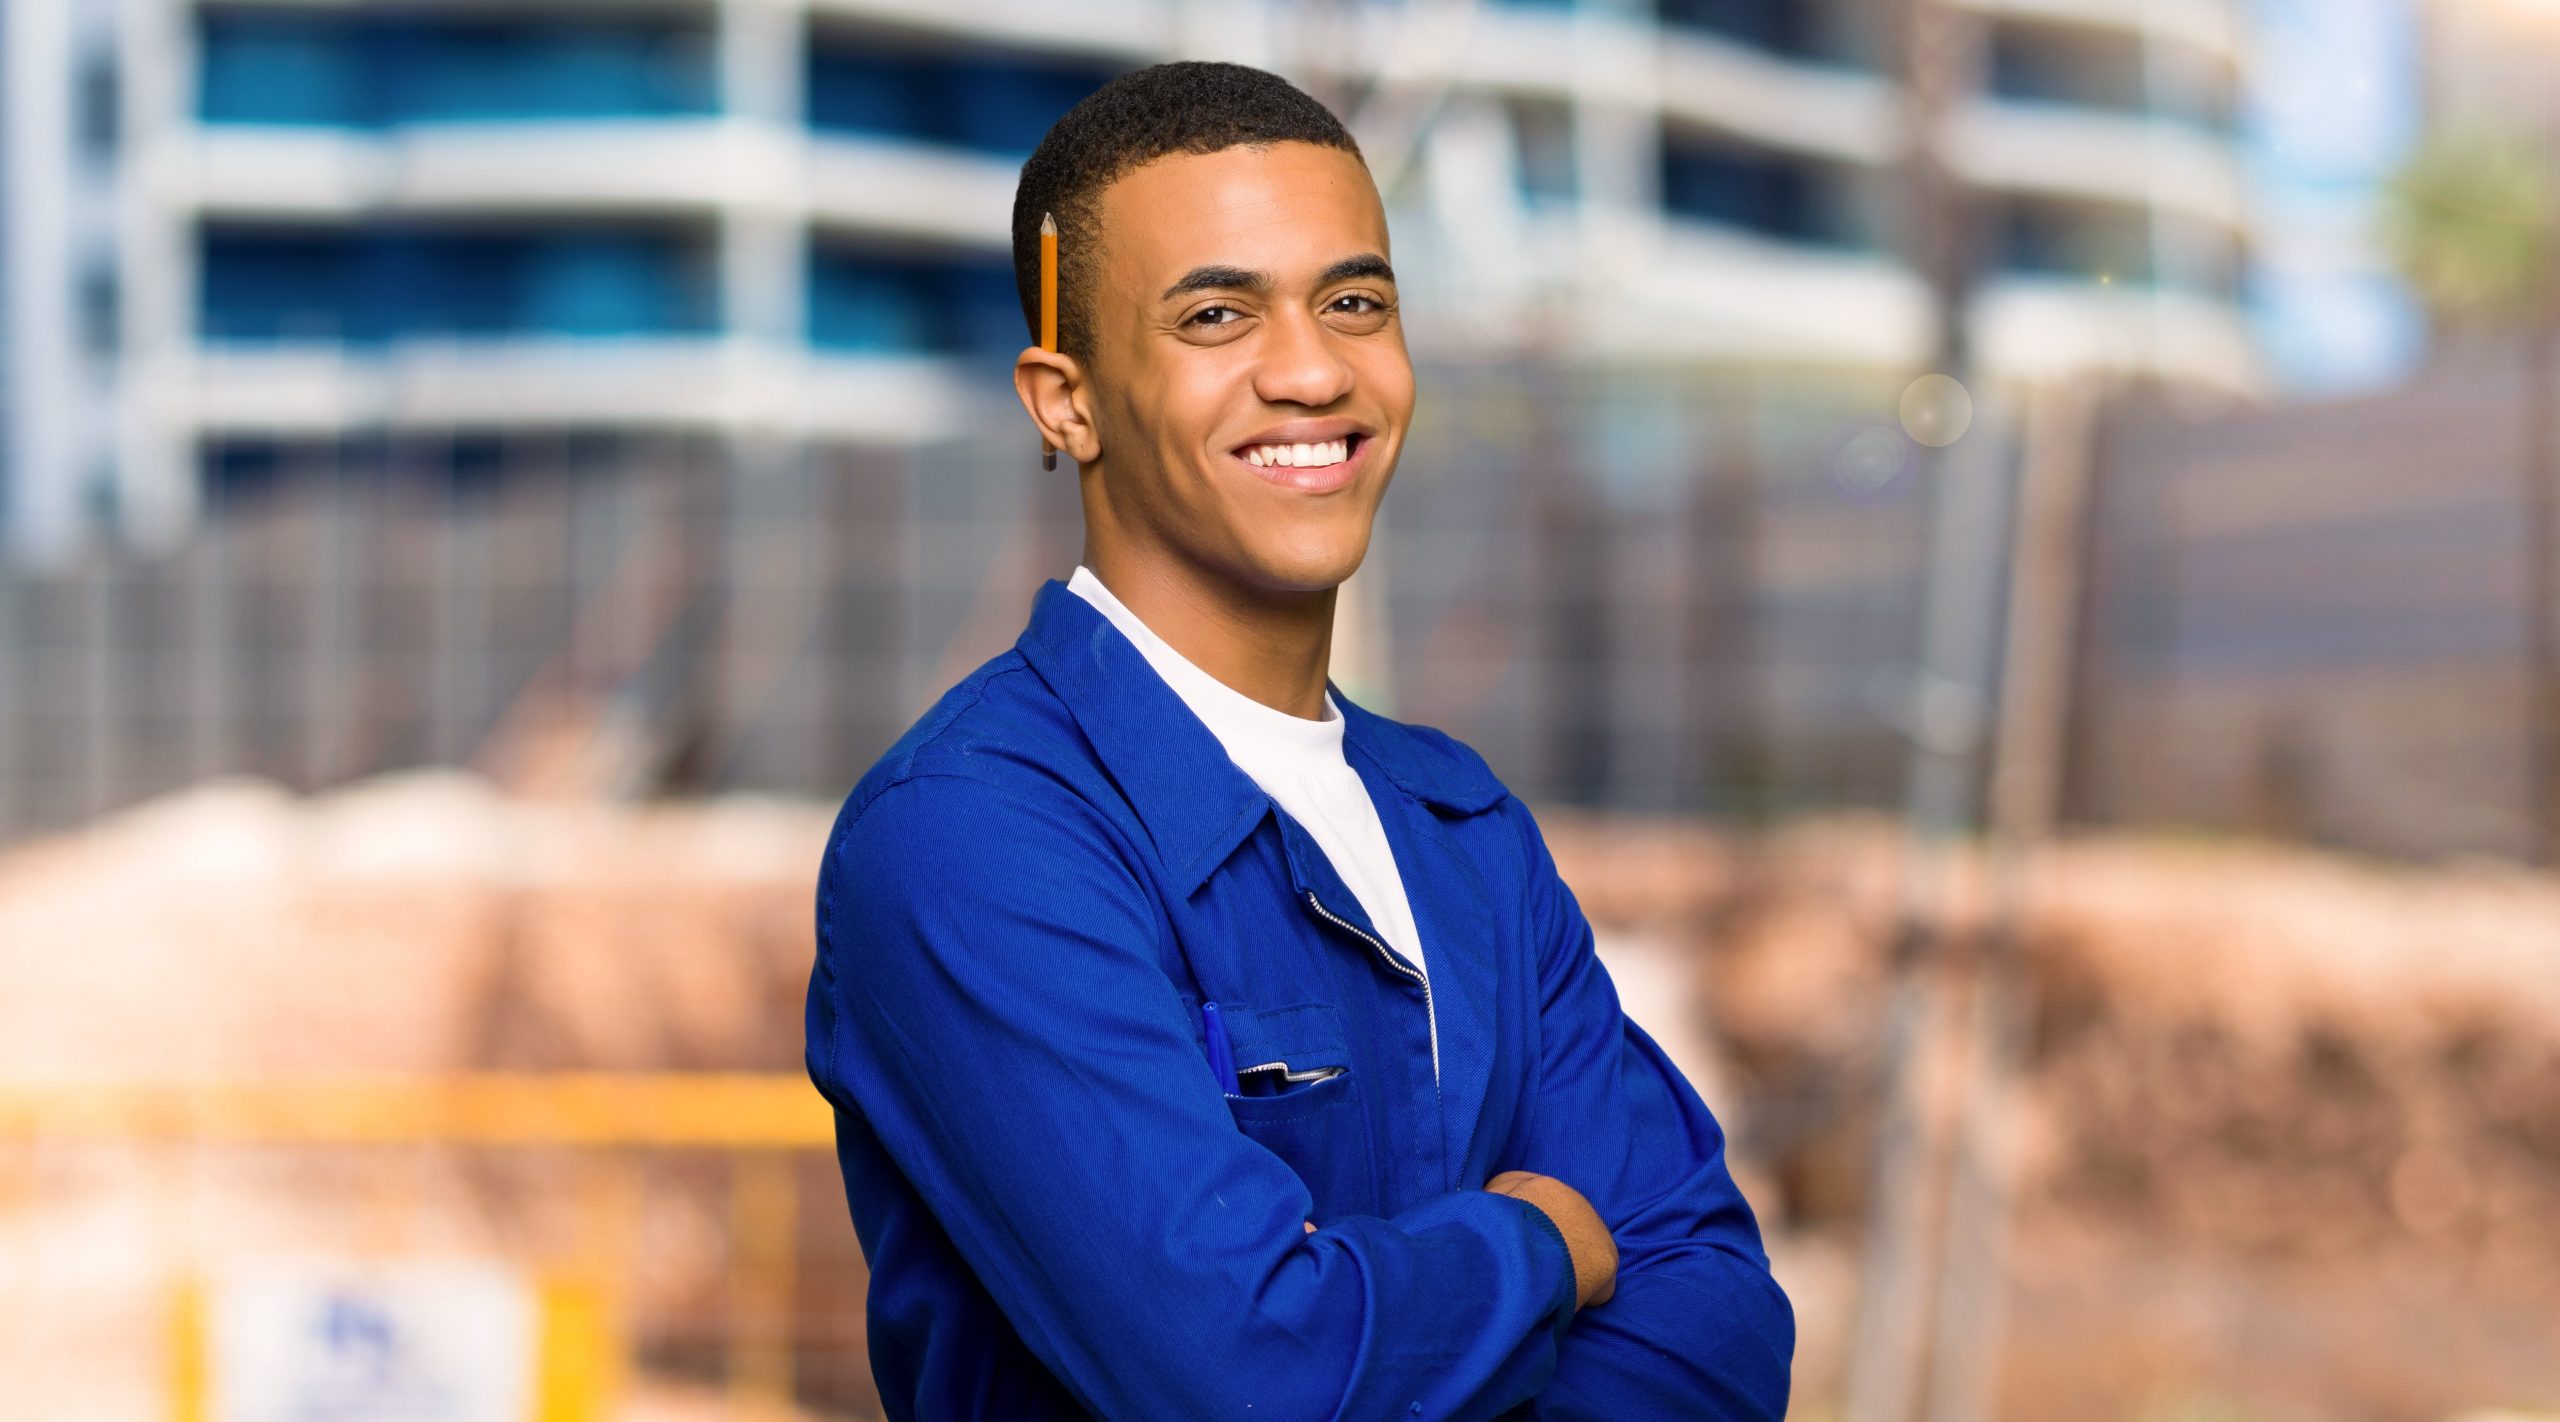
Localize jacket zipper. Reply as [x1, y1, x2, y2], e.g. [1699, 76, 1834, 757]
[1302, 888, 1441, 1092]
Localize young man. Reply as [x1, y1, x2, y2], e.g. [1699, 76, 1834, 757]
[807, 61, 1792, 1421]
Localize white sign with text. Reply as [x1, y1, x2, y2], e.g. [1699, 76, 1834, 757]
[209, 1259, 537, 1422]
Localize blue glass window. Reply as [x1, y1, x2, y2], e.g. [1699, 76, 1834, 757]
[199, 11, 371, 126]
[807, 35, 1123, 157]
[197, 7, 716, 127]
[1657, 0, 1814, 56]
[1986, 23, 2147, 113]
[1661, 139, 1828, 243]
[1511, 99, 1578, 206]
[1989, 24, 2235, 133]
[1998, 201, 2154, 283]
[808, 244, 1025, 361]
[200, 223, 718, 344]
[384, 18, 714, 123]
[201, 437, 292, 501]
[200, 228, 364, 342]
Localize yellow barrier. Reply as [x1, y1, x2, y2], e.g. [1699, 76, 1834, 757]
[6, 1074, 829, 1422]
[0, 1073, 834, 1148]
[169, 1278, 208, 1422]
[533, 1274, 620, 1422]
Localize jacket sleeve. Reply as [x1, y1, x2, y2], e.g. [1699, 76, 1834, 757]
[1496, 795, 1795, 1421]
[807, 769, 1584, 1422]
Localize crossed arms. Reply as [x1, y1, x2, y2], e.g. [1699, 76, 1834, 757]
[807, 768, 1793, 1420]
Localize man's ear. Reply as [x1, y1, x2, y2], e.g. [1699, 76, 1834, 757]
[1014, 346, 1101, 466]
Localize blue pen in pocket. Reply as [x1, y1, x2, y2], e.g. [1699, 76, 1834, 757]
[1200, 1000, 1241, 1095]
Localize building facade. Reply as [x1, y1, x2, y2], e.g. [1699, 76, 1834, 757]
[0, 0, 2257, 558]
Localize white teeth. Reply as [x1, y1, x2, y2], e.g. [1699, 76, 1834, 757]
[1244, 438, 1351, 469]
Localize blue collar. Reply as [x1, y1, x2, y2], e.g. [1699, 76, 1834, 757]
[1012, 577, 1506, 894]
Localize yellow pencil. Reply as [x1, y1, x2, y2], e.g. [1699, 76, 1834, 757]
[1040, 211, 1058, 471]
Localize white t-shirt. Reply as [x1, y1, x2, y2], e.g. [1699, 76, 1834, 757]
[1066, 564, 1438, 1084]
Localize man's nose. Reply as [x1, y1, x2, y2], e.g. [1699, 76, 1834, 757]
[1250, 305, 1356, 409]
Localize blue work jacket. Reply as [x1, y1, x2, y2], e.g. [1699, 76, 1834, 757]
[806, 577, 1793, 1421]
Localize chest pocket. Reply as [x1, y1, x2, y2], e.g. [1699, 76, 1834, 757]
[1212, 1000, 1375, 1215]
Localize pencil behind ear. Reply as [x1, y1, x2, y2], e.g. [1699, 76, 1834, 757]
[1040, 212, 1058, 472]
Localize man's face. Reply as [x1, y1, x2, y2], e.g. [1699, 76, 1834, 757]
[1082, 141, 1413, 595]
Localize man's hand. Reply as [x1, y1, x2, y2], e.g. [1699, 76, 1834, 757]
[1483, 1171, 1617, 1308]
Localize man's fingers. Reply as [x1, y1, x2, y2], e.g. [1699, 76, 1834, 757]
[1482, 1172, 1618, 1310]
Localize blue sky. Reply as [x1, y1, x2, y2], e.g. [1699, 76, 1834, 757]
[2242, 0, 2426, 397]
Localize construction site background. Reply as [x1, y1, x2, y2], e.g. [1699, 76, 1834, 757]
[11, 0, 2560, 1414]
[4, 349, 2558, 1422]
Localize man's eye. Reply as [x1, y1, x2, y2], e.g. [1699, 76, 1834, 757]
[1332, 294, 1384, 314]
[1188, 305, 1241, 327]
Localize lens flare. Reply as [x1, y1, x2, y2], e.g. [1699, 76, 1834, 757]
[1899, 373, 1974, 448]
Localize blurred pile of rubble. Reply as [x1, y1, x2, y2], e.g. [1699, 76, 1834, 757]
[1543, 807, 2560, 1421]
[0, 772, 822, 1080]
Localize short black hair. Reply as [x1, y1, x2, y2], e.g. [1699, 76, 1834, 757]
[1011, 61, 1365, 369]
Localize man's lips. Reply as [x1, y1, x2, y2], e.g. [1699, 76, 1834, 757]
[1231, 431, 1372, 493]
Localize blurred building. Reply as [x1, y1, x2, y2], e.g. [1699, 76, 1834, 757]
[3, 0, 130, 549]
[0, 0, 2260, 558]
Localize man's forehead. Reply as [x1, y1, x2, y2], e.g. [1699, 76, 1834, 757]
[1099, 144, 1386, 285]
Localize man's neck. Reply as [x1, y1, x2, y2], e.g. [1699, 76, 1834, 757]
[1080, 549, 1337, 721]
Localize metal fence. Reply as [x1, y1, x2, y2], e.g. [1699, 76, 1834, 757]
[0, 359, 1942, 847]
[3, 352, 2552, 863]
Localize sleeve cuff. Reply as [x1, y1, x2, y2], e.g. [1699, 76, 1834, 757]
[1505, 1192, 1582, 1323]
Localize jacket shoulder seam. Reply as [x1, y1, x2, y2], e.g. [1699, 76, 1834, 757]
[823, 760, 1171, 970]
[846, 655, 1033, 820]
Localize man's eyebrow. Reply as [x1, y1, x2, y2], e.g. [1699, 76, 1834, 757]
[1318, 253, 1396, 287]
[1161, 265, 1266, 301]
[1157, 253, 1396, 302]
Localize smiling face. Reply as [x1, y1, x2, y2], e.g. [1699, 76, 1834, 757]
[1070, 140, 1413, 598]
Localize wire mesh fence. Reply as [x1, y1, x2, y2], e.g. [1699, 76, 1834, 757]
[0, 359, 1950, 849]
[6, 354, 2553, 861]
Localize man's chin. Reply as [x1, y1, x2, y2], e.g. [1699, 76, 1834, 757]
[1226, 536, 1371, 599]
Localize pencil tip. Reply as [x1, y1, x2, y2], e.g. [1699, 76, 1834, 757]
[1040, 211, 1056, 235]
